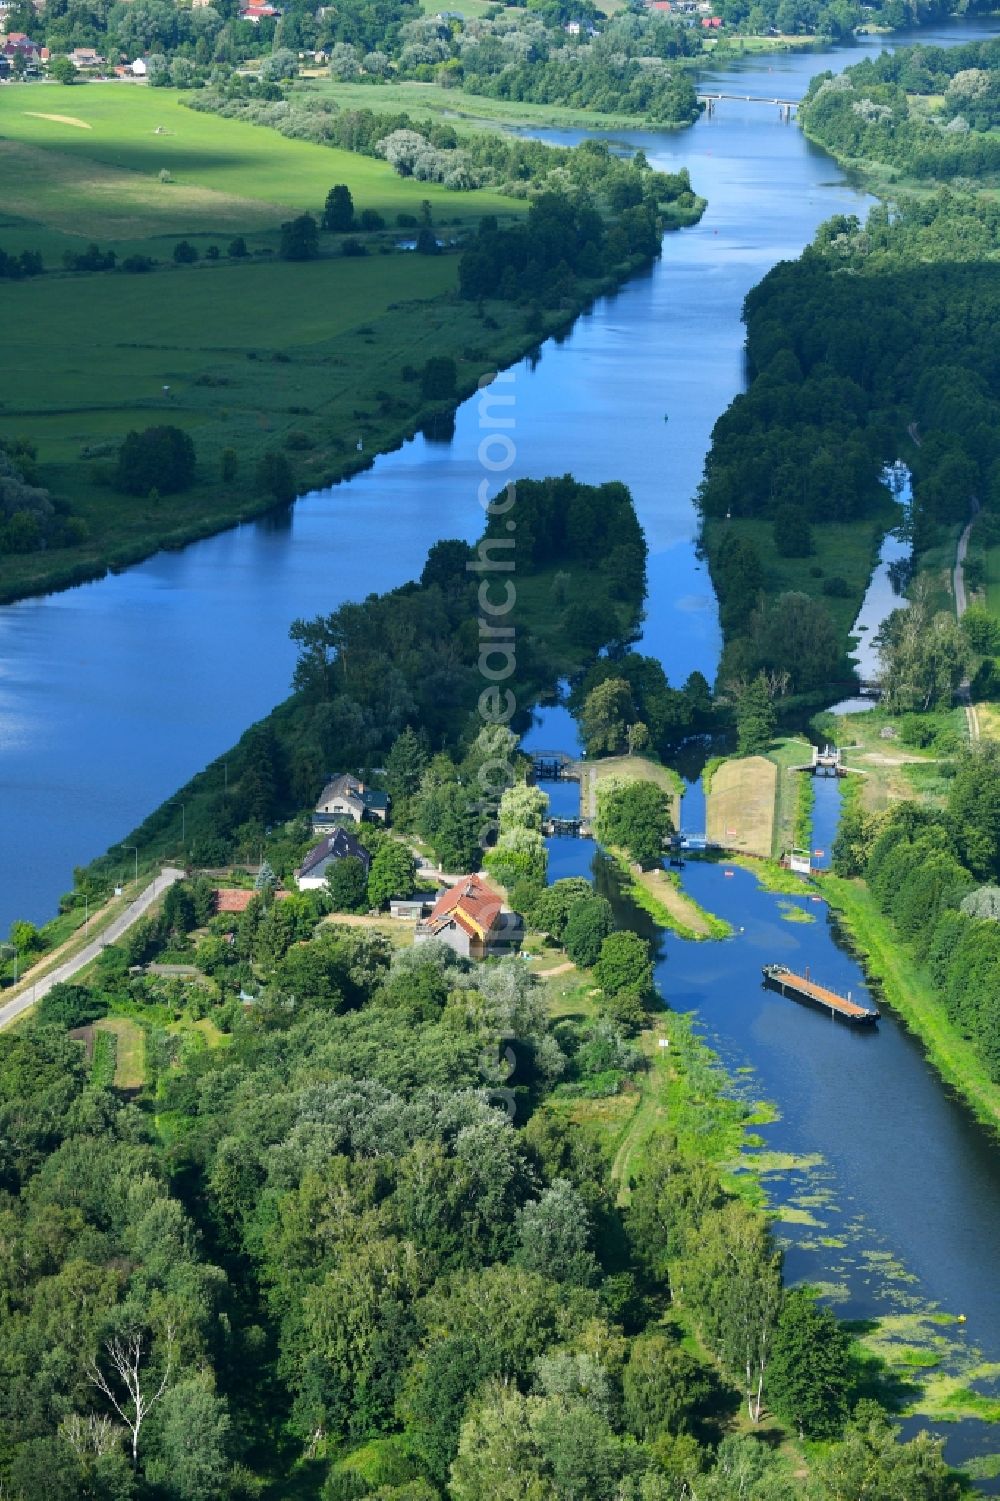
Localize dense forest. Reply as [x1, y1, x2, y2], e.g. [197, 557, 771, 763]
[800, 36, 1000, 179]
[0, 483, 965, 1499]
[11, 0, 995, 89]
[833, 740, 1000, 1081]
[0, 892, 964, 1497]
[698, 180, 1000, 690]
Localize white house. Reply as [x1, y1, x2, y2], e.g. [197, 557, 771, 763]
[313, 772, 390, 830]
[296, 827, 371, 891]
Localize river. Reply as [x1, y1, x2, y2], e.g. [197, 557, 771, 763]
[4, 17, 1000, 1481]
[5, 15, 997, 932]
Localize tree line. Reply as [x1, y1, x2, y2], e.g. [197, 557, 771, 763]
[833, 745, 1000, 1081]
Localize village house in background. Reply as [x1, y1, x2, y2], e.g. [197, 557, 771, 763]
[312, 773, 390, 831]
[295, 827, 371, 891]
[416, 875, 523, 960]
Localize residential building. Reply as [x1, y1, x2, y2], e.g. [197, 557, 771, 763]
[296, 828, 371, 891]
[240, 2, 282, 21]
[214, 888, 290, 914]
[415, 875, 523, 960]
[69, 46, 103, 67]
[313, 773, 390, 830]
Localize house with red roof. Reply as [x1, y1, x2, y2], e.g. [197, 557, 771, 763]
[214, 887, 290, 914]
[416, 874, 523, 960]
[240, 2, 282, 20]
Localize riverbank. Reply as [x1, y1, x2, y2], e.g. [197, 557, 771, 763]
[0, 82, 704, 607]
[823, 873, 1000, 1133]
[605, 848, 732, 940]
[0, 250, 663, 606]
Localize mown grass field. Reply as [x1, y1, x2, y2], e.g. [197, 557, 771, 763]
[95, 1015, 146, 1089]
[706, 754, 777, 857]
[703, 508, 897, 670]
[0, 84, 546, 600]
[0, 84, 515, 256]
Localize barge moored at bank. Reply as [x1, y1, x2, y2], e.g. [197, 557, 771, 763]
[762, 963, 880, 1027]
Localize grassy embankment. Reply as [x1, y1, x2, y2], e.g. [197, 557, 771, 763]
[577, 756, 731, 939]
[823, 872, 1000, 1133]
[0, 86, 673, 603]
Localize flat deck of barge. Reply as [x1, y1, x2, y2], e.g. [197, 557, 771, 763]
[762, 963, 879, 1026]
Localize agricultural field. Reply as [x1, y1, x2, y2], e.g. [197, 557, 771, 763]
[0, 84, 535, 600]
[0, 84, 514, 258]
[313, 76, 671, 133]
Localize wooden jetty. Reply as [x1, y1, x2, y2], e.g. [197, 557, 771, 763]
[762, 963, 879, 1027]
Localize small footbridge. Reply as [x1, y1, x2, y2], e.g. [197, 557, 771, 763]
[699, 92, 798, 119]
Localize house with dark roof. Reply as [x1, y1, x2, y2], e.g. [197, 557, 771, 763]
[415, 874, 523, 960]
[313, 773, 390, 831]
[296, 827, 371, 891]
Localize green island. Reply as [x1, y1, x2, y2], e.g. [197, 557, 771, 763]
[0, 472, 972, 1498]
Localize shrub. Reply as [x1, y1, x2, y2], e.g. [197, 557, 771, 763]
[115, 426, 196, 496]
[420, 355, 456, 400]
[173, 240, 199, 264]
[256, 450, 296, 504]
[121, 254, 155, 273]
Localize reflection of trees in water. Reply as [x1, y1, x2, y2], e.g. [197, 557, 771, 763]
[887, 555, 913, 595]
[419, 410, 457, 445]
[592, 848, 667, 963]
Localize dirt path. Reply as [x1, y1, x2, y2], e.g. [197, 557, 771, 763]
[536, 960, 576, 977]
[633, 863, 713, 937]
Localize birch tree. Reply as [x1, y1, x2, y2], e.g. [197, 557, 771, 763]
[87, 1325, 175, 1464]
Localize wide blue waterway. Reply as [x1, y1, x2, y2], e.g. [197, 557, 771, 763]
[6, 14, 999, 930]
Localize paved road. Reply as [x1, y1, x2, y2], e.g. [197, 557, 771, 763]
[0, 867, 185, 1031]
[954, 499, 981, 743]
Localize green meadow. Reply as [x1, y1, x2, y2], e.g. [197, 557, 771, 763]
[0, 84, 537, 600]
[0, 84, 514, 255]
